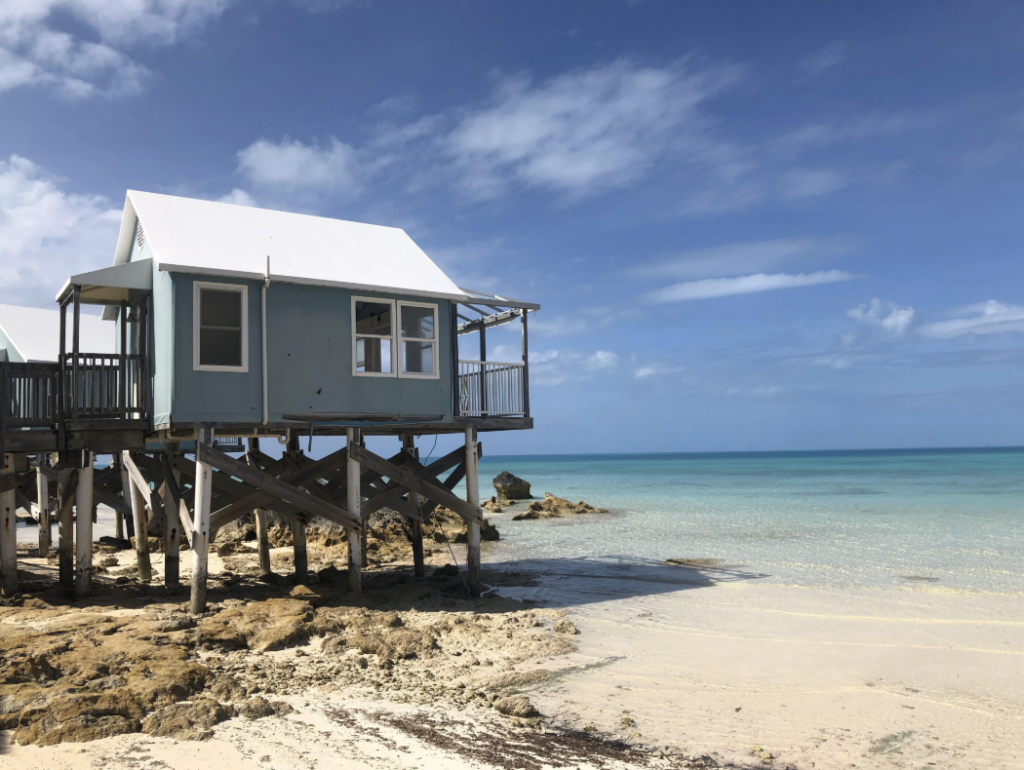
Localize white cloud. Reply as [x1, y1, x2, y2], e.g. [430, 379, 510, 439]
[217, 187, 258, 206]
[584, 350, 618, 370]
[782, 168, 847, 198]
[647, 270, 853, 303]
[847, 298, 915, 336]
[236, 138, 360, 195]
[529, 307, 623, 338]
[0, 0, 232, 98]
[919, 301, 1024, 339]
[630, 238, 849, 281]
[0, 154, 120, 306]
[634, 363, 685, 379]
[446, 58, 741, 199]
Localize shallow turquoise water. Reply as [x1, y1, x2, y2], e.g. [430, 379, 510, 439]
[472, 448, 1024, 594]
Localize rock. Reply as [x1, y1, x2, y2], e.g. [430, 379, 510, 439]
[512, 492, 607, 521]
[492, 471, 532, 500]
[196, 598, 313, 652]
[141, 698, 234, 741]
[553, 619, 578, 635]
[483, 497, 503, 513]
[238, 696, 293, 720]
[493, 695, 540, 718]
[97, 536, 132, 550]
[433, 564, 459, 577]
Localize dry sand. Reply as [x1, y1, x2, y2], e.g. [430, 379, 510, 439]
[4, 507, 1023, 769]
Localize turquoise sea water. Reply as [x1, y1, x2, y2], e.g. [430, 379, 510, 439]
[475, 448, 1024, 594]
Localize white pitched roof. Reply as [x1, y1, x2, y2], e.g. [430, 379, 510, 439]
[112, 191, 467, 301]
[0, 304, 114, 362]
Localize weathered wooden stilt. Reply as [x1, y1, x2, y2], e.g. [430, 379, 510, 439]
[246, 438, 272, 574]
[119, 458, 133, 540]
[37, 454, 51, 557]
[402, 434, 426, 578]
[125, 451, 152, 582]
[57, 463, 74, 595]
[0, 453, 18, 596]
[164, 443, 180, 587]
[464, 427, 481, 597]
[292, 516, 308, 583]
[358, 434, 368, 568]
[346, 428, 362, 593]
[75, 451, 94, 599]
[190, 426, 214, 613]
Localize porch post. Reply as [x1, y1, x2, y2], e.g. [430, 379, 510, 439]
[37, 453, 51, 556]
[248, 438, 271, 575]
[126, 451, 152, 582]
[56, 459, 74, 595]
[191, 426, 214, 613]
[75, 451, 94, 599]
[0, 453, 18, 596]
[164, 443, 180, 587]
[346, 427, 362, 592]
[464, 427, 481, 597]
[402, 433, 425, 578]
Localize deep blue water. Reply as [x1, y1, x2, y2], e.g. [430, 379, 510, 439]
[472, 447, 1024, 593]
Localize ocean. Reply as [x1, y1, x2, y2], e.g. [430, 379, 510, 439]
[474, 447, 1024, 595]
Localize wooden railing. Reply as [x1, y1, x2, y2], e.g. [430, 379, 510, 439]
[1, 362, 60, 428]
[62, 353, 148, 420]
[458, 360, 526, 417]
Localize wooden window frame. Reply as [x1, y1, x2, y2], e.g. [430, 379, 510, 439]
[193, 281, 249, 373]
[352, 296, 397, 378]
[397, 300, 440, 380]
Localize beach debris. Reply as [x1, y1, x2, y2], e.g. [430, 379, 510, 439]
[666, 558, 727, 568]
[493, 694, 540, 718]
[554, 618, 578, 635]
[493, 470, 533, 500]
[512, 492, 608, 520]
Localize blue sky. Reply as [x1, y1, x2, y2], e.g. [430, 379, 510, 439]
[2, 1, 1023, 454]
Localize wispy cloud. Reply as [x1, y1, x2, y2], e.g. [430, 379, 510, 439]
[847, 298, 915, 336]
[630, 238, 849, 281]
[797, 42, 847, 80]
[445, 58, 742, 200]
[782, 168, 847, 198]
[634, 363, 685, 379]
[647, 270, 853, 303]
[919, 301, 1024, 338]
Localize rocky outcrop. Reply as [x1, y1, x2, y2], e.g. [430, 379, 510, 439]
[492, 471, 532, 500]
[512, 493, 608, 521]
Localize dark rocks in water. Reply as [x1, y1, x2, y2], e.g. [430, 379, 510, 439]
[492, 471, 532, 500]
[512, 492, 608, 521]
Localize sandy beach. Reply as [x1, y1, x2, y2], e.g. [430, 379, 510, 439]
[2, 502, 1023, 770]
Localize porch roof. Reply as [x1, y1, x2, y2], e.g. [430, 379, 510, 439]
[110, 191, 468, 301]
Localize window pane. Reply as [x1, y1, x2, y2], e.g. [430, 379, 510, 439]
[356, 336, 392, 373]
[355, 301, 392, 336]
[401, 305, 434, 339]
[199, 328, 242, 367]
[402, 340, 434, 374]
[201, 289, 242, 328]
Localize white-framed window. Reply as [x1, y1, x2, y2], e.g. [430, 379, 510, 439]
[397, 301, 438, 379]
[352, 298, 439, 378]
[193, 282, 248, 372]
[353, 297, 396, 376]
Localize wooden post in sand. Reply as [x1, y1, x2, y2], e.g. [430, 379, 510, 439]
[164, 442, 180, 587]
[75, 451, 94, 599]
[359, 433, 368, 569]
[0, 453, 18, 596]
[346, 428, 362, 593]
[57, 459, 74, 595]
[287, 432, 307, 583]
[190, 426, 214, 613]
[464, 427, 481, 597]
[402, 433, 426, 578]
[37, 454, 51, 557]
[125, 451, 152, 582]
[118, 455, 133, 539]
[247, 437, 272, 575]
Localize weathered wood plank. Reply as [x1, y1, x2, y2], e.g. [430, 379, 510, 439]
[161, 452, 193, 548]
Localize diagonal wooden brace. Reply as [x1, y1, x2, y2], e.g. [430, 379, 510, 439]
[161, 453, 193, 547]
[122, 451, 165, 528]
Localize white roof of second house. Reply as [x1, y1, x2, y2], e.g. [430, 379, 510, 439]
[112, 191, 467, 301]
[0, 304, 113, 362]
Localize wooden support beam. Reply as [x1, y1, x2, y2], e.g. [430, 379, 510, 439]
[37, 455, 51, 557]
[118, 457, 133, 539]
[57, 465, 76, 595]
[161, 452, 193, 548]
[92, 487, 132, 517]
[191, 427, 214, 614]
[403, 435, 425, 579]
[349, 443, 482, 524]
[75, 452, 94, 599]
[465, 427, 481, 597]
[197, 443, 360, 530]
[346, 428, 361, 592]
[0, 453, 17, 596]
[163, 443, 181, 587]
[123, 451, 152, 581]
[248, 438, 271, 575]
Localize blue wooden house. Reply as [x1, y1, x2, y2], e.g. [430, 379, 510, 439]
[0, 192, 538, 607]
